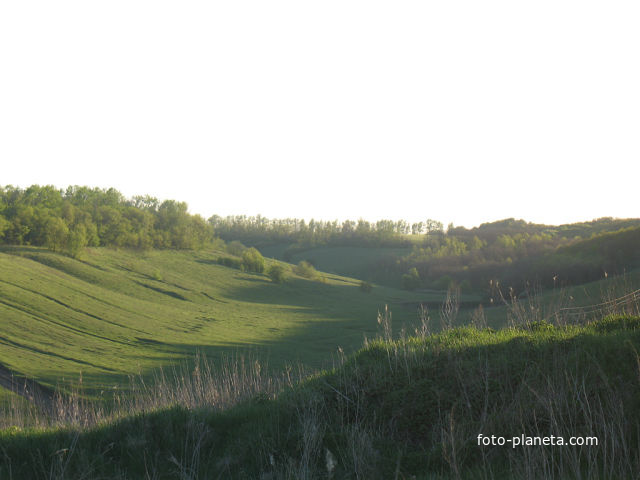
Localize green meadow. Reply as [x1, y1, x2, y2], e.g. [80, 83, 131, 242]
[0, 245, 459, 396]
[1, 243, 637, 399]
[260, 244, 413, 283]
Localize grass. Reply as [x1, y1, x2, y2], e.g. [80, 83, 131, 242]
[474, 269, 640, 329]
[1, 244, 635, 396]
[260, 244, 413, 283]
[257, 241, 640, 328]
[1, 314, 639, 479]
[3, 244, 640, 478]
[0, 245, 436, 396]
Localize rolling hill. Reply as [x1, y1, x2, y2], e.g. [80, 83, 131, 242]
[0, 245, 453, 398]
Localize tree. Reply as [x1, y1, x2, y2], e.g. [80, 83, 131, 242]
[227, 241, 247, 256]
[157, 200, 190, 248]
[242, 247, 265, 273]
[411, 222, 424, 235]
[66, 224, 88, 258]
[0, 215, 9, 241]
[44, 217, 69, 252]
[425, 219, 444, 234]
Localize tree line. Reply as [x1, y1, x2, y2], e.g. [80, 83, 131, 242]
[2, 185, 638, 295]
[0, 185, 212, 256]
[208, 214, 444, 248]
[211, 214, 640, 294]
[387, 219, 640, 293]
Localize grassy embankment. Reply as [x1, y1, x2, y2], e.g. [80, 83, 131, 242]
[1, 313, 639, 479]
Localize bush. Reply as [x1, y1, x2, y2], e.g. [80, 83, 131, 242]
[242, 248, 265, 273]
[294, 260, 317, 279]
[359, 281, 373, 293]
[226, 240, 247, 256]
[529, 319, 554, 332]
[402, 267, 421, 290]
[267, 264, 287, 283]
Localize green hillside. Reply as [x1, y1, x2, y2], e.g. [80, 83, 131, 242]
[260, 244, 412, 282]
[0, 245, 445, 396]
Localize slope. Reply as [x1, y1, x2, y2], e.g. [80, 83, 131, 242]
[2, 316, 639, 479]
[0, 245, 441, 395]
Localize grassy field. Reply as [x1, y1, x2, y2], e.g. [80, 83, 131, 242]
[2, 244, 637, 398]
[2, 243, 640, 478]
[1, 315, 639, 479]
[0, 245, 463, 396]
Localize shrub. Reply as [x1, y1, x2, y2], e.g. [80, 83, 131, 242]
[226, 240, 247, 256]
[402, 267, 420, 290]
[529, 319, 554, 332]
[294, 260, 317, 279]
[242, 248, 265, 273]
[267, 264, 287, 283]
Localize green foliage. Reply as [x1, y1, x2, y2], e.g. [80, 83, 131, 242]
[0, 185, 215, 253]
[0, 215, 9, 240]
[294, 260, 317, 279]
[44, 217, 69, 252]
[267, 264, 287, 283]
[401, 267, 420, 290]
[208, 214, 443, 248]
[226, 240, 247, 256]
[241, 247, 265, 273]
[65, 224, 88, 258]
[529, 319, 554, 332]
[263, 219, 640, 293]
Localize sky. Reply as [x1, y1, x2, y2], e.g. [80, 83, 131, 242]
[1, 1, 638, 228]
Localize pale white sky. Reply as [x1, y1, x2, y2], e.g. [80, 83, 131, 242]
[1, 1, 638, 228]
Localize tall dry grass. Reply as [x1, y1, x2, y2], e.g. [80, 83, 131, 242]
[0, 353, 302, 431]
